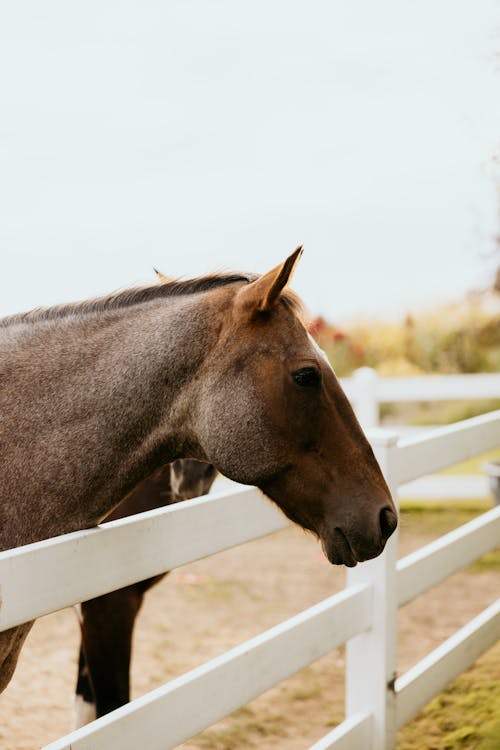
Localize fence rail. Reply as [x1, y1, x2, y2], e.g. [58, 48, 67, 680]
[46, 585, 372, 750]
[397, 506, 500, 606]
[0, 487, 288, 632]
[396, 600, 500, 729]
[395, 410, 500, 484]
[341, 368, 500, 429]
[309, 713, 372, 750]
[1, 409, 498, 750]
[340, 371, 500, 501]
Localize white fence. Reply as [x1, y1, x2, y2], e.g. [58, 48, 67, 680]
[341, 368, 500, 429]
[342, 369, 500, 501]
[0, 411, 499, 750]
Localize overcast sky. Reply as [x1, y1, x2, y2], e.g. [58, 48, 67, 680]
[1, 1, 499, 322]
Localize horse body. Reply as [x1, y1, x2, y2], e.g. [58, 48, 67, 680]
[0, 293, 218, 549]
[0, 249, 397, 693]
[75, 459, 217, 725]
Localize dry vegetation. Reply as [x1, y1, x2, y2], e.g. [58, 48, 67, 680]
[310, 292, 500, 379]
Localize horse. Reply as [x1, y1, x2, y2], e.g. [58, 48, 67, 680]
[74, 459, 217, 726]
[0, 247, 397, 693]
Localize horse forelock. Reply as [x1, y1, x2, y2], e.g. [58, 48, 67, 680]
[0, 272, 305, 328]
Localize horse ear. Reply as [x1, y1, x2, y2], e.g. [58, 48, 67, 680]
[239, 246, 303, 313]
[153, 268, 172, 284]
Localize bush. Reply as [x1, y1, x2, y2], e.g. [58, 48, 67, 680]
[309, 293, 500, 376]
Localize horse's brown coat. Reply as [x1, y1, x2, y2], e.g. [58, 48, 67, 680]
[0, 249, 396, 692]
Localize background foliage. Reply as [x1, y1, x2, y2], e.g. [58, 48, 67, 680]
[309, 292, 500, 378]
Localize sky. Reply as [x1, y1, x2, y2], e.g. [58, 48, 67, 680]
[1, 1, 499, 322]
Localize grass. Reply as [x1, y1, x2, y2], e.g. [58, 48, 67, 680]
[399, 642, 500, 750]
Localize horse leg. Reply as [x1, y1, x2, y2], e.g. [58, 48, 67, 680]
[0, 623, 33, 694]
[78, 586, 144, 720]
[73, 635, 98, 727]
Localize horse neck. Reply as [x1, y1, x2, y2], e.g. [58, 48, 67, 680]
[0, 292, 226, 547]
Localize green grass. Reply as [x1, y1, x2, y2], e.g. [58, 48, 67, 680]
[399, 642, 500, 750]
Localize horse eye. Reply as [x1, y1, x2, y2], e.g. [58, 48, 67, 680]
[292, 367, 321, 388]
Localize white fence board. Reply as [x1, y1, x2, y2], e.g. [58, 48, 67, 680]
[308, 713, 372, 750]
[397, 506, 500, 607]
[374, 374, 500, 402]
[341, 370, 500, 429]
[399, 474, 489, 500]
[44, 584, 372, 750]
[396, 599, 500, 729]
[0, 486, 289, 632]
[396, 410, 500, 485]
[341, 372, 500, 404]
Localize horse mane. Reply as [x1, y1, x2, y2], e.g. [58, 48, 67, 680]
[0, 272, 303, 327]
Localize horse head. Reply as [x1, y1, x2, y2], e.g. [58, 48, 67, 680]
[195, 247, 397, 566]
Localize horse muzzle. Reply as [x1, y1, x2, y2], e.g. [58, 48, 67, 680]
[321, 504, 398, 567]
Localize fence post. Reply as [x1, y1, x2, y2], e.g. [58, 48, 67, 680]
[345, 430, 399, 750]
[352, 367, 379, 429]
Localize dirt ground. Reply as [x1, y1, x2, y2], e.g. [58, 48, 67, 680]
[0, 506, 498, 750]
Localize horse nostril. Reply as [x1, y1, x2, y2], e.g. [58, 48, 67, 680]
[379, 506, 397, 542]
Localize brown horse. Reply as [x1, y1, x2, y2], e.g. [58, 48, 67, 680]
[0, 247, 397, 693]
[74, 459, 217, 726]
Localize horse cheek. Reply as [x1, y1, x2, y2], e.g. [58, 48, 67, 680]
[197, 378, 282, 485]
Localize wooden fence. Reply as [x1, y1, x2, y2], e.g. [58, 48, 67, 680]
[0, 411, 499, 749]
